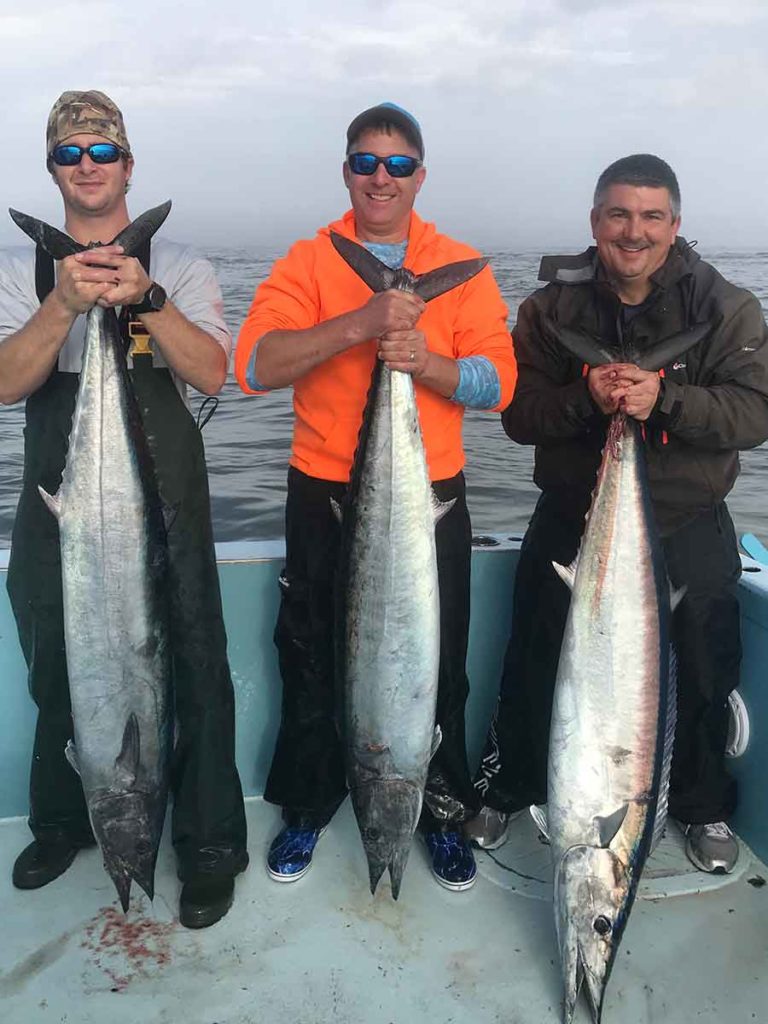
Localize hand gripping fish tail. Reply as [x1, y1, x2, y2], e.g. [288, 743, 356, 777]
[8, 200, 171, 259]
[329, 230, 487, 298]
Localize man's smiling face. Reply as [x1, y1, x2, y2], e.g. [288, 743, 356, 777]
[591, 183, 680, 296]
[343, 127, 426, 243]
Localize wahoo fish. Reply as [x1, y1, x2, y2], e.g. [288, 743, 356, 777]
[10, 202, 173, 911]
[546, 320, 711, 1022]
[331, 232, 487, 898]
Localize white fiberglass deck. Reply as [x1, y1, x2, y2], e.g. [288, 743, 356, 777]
[1, 798, 766, 1024]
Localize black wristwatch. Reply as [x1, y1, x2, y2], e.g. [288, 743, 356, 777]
[132, 282, 167, 315]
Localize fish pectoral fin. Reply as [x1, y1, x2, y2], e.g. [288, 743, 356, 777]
[330, 497, 343, 524]
[64, 740, 81, 776]
[552, 557, 579, 591]
[431, 491, 456, 524]
[38, 485, 62, 520]
[670, 583, 687, 612]
[430, 725, 442, 759]
[593, 804, 629, 848]
[115, 713, 141, 787]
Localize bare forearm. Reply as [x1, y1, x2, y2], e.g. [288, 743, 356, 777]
[139, 301, 228, 396]
[0, 292, 77, 405]
[415, 351, 460, 398]
[254, 309, 372, 388]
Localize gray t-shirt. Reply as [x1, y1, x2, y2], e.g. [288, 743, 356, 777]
[0, 236, 231, 399]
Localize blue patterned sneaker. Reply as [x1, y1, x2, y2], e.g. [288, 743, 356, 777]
[266, 826, 326, 882]
[423, 830, 477, 891]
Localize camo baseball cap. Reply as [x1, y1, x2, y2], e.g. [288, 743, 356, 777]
[46, 90, 131, 158]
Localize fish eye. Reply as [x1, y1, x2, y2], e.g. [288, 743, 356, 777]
[135, 839, 151, 855]
[593, 915, 612, 936]
[362, 827, 380, 842]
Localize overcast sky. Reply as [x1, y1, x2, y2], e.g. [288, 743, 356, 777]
[1, 0, 767, 253]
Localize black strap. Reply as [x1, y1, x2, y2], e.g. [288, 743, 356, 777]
[34, 244, 55, 303]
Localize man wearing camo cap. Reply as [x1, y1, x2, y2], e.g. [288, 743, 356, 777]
[0, 90, 248, 928]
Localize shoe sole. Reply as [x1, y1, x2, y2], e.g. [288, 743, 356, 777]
[431, 870, 477, 892]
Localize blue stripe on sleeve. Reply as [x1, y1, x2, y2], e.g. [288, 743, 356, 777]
[246, 346, 271, 392]
[451, 355, 501, 409]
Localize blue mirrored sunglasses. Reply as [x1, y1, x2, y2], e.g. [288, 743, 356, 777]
[347, 153, 422, 178]
[50, 143, 125, 166]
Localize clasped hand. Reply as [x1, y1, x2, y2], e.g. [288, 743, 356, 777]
[55, 247, 151, 314]
[588, 364, 661, 422]
[357, 289, 429, 376]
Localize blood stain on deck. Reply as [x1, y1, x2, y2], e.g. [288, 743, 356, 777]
[81, 906, 177, 992]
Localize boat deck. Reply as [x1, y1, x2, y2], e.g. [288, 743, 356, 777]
[1, 798, 766, 1024]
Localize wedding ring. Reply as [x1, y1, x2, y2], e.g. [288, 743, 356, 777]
[409, 349, 415, 362]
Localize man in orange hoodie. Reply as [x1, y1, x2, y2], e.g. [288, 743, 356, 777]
[236, 103, 516, 891]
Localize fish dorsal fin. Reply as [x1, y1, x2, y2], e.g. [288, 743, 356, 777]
[552, 557, 579, 591]
[115, 713, 141, 787]
[9, 209, 85, 258]
[594, 804, 629, 848]
[111, 201, 172, 256]
[430, 725, 443, 759]
[414, 258, 488, 302]
[64, 739, 80, 776]
[330, 232, 396, 293]
[38, 485, 63, 520]
[431, 491, 456, 524]
[542, 317, 616, 367]
[651, 644, 678, 851]
[634, 321, 714, 372]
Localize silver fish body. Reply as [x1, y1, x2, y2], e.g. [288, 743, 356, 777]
[45, 305, 172, 911]
[548, 413, 673, 1023]
[339, 359, 441, 899]
[330, 233, 488, 898]
[9, 203, 175, 911]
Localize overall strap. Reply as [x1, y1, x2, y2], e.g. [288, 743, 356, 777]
[35, 245, 55, 303]
[120, 236, 152, 353]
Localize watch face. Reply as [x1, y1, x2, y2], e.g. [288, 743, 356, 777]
[148, 283, 166, 310]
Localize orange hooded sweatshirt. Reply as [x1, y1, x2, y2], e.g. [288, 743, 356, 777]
[235, 210, 516, 482]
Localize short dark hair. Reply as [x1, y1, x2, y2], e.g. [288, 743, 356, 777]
[593, 154, 681, 219]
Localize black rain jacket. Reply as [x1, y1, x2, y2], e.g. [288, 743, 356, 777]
[503, 238, 768, 534]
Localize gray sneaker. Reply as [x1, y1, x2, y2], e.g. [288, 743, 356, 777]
[684, 821, 739, 874]
[464, 807, 513, 850]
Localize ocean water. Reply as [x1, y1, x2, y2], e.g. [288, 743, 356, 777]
[1, 248, 766, 546]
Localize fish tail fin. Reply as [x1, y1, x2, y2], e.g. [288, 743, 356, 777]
[634, 321, 714, 372]
[9, 209, 85, 258]
[111, 201, 172, 255]
[330, 231, 395, 293]
[414, 258, 488, 301]
[387, 843, 411, 901]
[111, 868, 132, 913]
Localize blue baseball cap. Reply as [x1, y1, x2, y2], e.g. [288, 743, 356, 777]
[346, 102, 424, 159]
